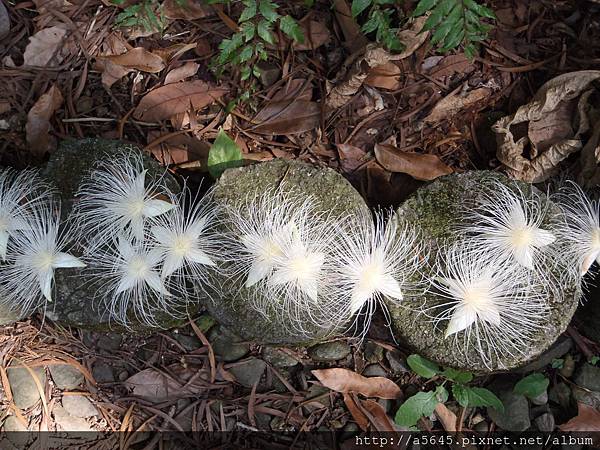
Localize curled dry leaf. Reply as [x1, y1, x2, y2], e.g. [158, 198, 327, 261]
[23, 26, 67, 67]
[95, 59, 132, 89]
[125, 368, 196, 402]
[26, 85, 63, 157]
[425, 87, 491, 124]
[332, 0, 368, 52]
[361, 398, 397, 432]
[293, 21, 331, 51]
[343, 393, 369, 431]
[494, 70, 600, 183]
[337, 143, 368, 172]
[312, 368, 401, 399]
[133, 80, 227, 122]
[163, 0, 212, 20]
[425, 54, 476, 80]
[559, 402, 600, 433]
[395, 15, 429, 60]
[364, 62, 401, 90]
[434, 402, 458, 431]
[374, 143, 453, 181]
[147, 131, 210, 166]
[97, 47, 165, 73]
[165, 62, 200, 84]
[249, 100, 320, 135]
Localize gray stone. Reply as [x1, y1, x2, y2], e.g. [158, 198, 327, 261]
[363, 364, 387, 377]
[308, 341, 351, 362]
[574, 363, 600, 392]
[173, 333, 201, 352]
[262, 346, 300, 368]
[386, 351, 409, 373]
[209, 326, 249, 362]
[0, 304, 27, 327]
[577, 280, 600, 343]
[7, 366, 45, 409]
[487, 386, 530, 431]
[62, 395, 98, 418]
[1, 416, 30, 448]
[52, 405, 93, 432]
[531, 391, 548, 406]
[573, 386, 600, 409]
[517, 338, 572, 373]
[49, 364, 84, 390]
[388, 171, 580, 372]
[92, 362, 114, 383]
[473, 421, 489, 432]
[208, 159, 369, 345]
[364, 341, 385, 364]
[41, 138, 188, 332]
[1, 415, 28, 432]
[228, 358, 267, 387]
[535, 413, 555, 432]
[549, 382, 571, 409]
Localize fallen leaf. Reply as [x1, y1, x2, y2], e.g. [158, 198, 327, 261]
[23, 26, 67, 67]
[365, 62, 401, 90]
[434, 402, 458, 431]
[98, 47, 165, 73]
[374, 144, 453, 181]
[32, 0, 69, 13]
[312, 368, 401, 399]
[343, 393, 369, 431]
[270, 79, 313, 102]
[361, 399, 397, 432]
[163, 0, 212, 19]
[0, 100, 10, 115]
[293, 21, 330, 51]
[426, 54, 475, 80]
[147, 131, 210, 165]
[26, 85, 63, 157]
[332, 0, 368, 52]
[249, 100, 320, 135]
[494, 70, 600, 183]
[560, 402, 600, 432]
[125, 368, 195, 402]
[337, 143, 368, 172]
[95, 59, 132, 88]
[0, 1, 9, 40]
[425, 87, 491, 123]
[395, 15, 429, 60]
[165, 62, 199, 84]
[133, 80, 227, 122]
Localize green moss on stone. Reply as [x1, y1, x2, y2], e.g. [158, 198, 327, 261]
[209, 159, 370, 345]
[388, 171, 580, 372]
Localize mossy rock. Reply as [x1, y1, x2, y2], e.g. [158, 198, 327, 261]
[42, 138, 188, 332]
[208, 159, 370, 345]
[387, 171, 580, 372]
[0, 303, 27, 326]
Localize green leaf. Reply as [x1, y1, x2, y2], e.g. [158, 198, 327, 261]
[257, 19, 276, 44]
[238, 45, 254, 63]
[514, 373, 550, 400]
[452, 385, 504, 411]
[241, 22, 256, 41]
[239, 0, 257, 22]
[280, 15, 304, 43]
[258, 0, 279, 22]
[551, 358, 564, 369]
[441, 368, 473, 384]
[412, 0, 437, 17]
[194, 315, 216, 333]
[407, 354, 440, 379]
[394, 390, 437, 427]
[590, 356, 599, 365]
[207, 129, 243, 178]
[351, 0, 372, 18]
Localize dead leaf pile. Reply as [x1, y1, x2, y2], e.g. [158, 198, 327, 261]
[494, 70, 600, 183]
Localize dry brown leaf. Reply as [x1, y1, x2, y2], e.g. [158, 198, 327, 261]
[374, 144, 453, 181]
[270, 79, 313, 102]
[98, 47, 165, 73]
[147, 131, 210, 166]
[361, 399, 397, 432]
[125, 368, 194, 402]
[293, 21, 330, 51]
[425, 87, 490, 123]
[250, 100, 320, 135]
[559, 402, 600, 432]
[165, 62, 200, 84]
[0, 1, 9, 40]
[23, 26, 67, 67]
[337, 143, 367, 172]
[0, 100, 10, 115]
[25, 85, 63, 157]
[434, 402, 458, 431]
[365, 62, 401, 90]
[95, 59, 132, 88]
[312, 368, 401, 399]
[426, 54, 475, 80]
[133, 80, 227, 122]
[395, 15, 429, 59]
[494, 70, 600, 183]
[163, 0, 212, 19]
[343, 393, 369, 431]
[333, 0, 368, 52]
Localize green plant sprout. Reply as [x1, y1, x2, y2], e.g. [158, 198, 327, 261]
[395, 354, 503, 429]
[110, 0, 169, 33]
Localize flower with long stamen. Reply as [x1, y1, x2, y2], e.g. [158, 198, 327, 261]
[330, 210, 423, 335]
[462, 180, 556, 270]
[555, 182, 600, 277]
[0, 199, 85, 314]
[73, 151, 175, 249]
[428, 242, 547, 367]
[0, 169, 50, 260]
[86, 234, 174, 326]
[150, 187, 221, 298]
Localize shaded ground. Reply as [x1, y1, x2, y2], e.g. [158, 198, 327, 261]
[1, 0, 600, 445]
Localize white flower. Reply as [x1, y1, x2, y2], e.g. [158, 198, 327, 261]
[0, 169, 49, 260]
[555, 182, 600, 277]
[462, 180, 556, 269]
[429, 242, 547, 367]
[73, 151, 175, 249]
[0, 199, 85, 313]
[86, 234, 175, 326]
[150, 187, 220, 298]
[331, 210, 421, 318]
